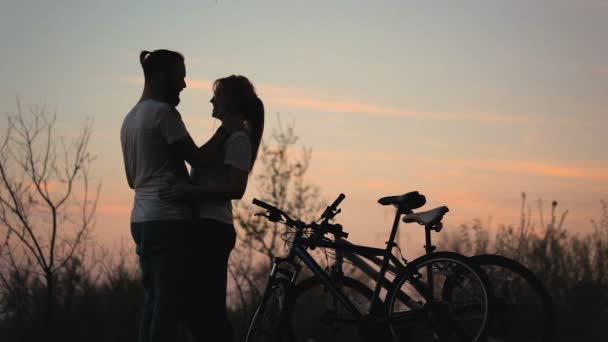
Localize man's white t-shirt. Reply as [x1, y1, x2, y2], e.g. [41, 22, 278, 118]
[191, 131, 251, 225]
[120, 99, 192, 223]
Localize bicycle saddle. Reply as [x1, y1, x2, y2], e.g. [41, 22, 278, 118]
[378, 191, 426, 210]
[402, 206, 449, 227]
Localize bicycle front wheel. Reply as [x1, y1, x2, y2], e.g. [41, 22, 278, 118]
[286, 276, 384, 342]
[246, 277, 293, 342]
[469, 254, 554, 342]
[386, 251, 492, 342]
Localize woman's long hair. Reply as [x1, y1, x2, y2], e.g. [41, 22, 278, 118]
[213, 75, 264, 169]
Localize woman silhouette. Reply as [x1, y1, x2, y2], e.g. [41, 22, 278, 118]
[170, 75, 264, 342]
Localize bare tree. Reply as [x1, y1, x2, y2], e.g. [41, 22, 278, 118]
[0, 101, 99, 329]
[228, 119, 325, 335]
[233, 119, 324, 269]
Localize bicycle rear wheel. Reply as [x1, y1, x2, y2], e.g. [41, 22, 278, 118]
[469, 254, 554, 342]
[386, 251, 492, 342]
[286, 276, 385, 342]
[246, 277, 293, 342]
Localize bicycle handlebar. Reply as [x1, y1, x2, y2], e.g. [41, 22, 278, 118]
[252, 198, 299, 227]
[251, 198, 278, 212]
[330, 193, 345, 211]
[252, 196, 349, 239]
[320, 193, 346, 221]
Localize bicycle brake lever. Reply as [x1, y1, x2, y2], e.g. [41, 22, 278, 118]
[323, 208, 342, 221]
[254, 213, 273, 222]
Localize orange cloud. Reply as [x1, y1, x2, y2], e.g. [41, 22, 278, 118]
[122, 75, 554, 124]
[487, 161, 583, 178]
[442, 159, 608, 181]
[310, 147, 608, 183]
[263, 95, 541, 124]
[266, 96, 406, 117]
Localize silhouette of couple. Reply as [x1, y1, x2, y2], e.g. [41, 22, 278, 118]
[120, 49, 264, 342]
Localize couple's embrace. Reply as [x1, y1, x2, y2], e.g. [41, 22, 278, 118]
[120, 49, 264, 342]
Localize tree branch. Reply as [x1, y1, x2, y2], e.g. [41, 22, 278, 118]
[0, 161, 48, 269]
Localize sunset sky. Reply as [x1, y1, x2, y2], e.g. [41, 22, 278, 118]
[1, 0, 606, 253]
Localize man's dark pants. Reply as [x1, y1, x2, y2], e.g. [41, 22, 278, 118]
[131, 220, 189, 342]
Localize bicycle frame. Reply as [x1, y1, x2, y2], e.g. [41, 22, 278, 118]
[325, 206, 439, 310]
[331, 231, 439, 296]
[266, 206, 437, 320]
[269, 236, 368, 320]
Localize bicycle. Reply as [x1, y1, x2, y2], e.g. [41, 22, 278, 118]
[319, 196, 554, 342]
[446, 254, 555, 342]
[245, 192, 494, 342]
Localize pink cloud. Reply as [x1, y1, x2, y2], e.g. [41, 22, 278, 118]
[311, 147, 608, 183]
[121, 75, 551, 124]
[442, 158, 608, 181]
[266, 96, 406, 117]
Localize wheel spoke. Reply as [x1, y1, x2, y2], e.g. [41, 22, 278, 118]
[387, 253, 491, 342]
[288, 277, 379, 342]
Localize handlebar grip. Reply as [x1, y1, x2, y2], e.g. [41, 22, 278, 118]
[330, 193, 346, 210]
[252, 198, 277, 211]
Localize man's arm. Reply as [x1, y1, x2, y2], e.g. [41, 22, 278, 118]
[159, 166, 248, 201]
[188, 166, 248, 200]
[169, 127, 231, 169]
[161, 104, 232, 169]
[162, 131, 251, 202]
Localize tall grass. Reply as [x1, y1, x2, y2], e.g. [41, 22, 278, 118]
[438, 193, 608, 341]
[1, 194, 606, 341]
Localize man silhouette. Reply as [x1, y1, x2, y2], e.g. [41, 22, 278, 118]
[120, 49, 233, 342]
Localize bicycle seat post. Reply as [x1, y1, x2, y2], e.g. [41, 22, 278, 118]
[370, 206, 410, 304]
[386, 207, 408, 251]
[424, 225, 436, 255]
